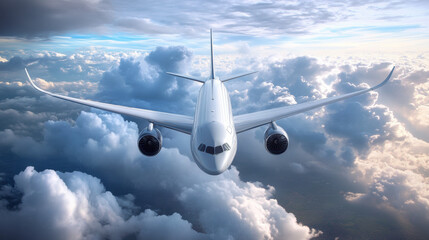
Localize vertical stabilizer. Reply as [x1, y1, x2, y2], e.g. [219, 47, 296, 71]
[210, 29, 215, 80]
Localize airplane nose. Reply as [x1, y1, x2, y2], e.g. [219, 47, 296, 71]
[192, 121, 236, 175]
[198, 154, 229, 175]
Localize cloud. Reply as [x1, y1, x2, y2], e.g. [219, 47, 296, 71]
[109, 0, 338, 36]
[179, 178, 321, 240]
[324, 102, 397, 153]
[0, 0, 425, 41]
[0, 166, 204, 240]
[0, 111, 320, 239]
[115, 17, 174, 34]
[1, 47, 429, 239]
[348, 127, 429, 236]
[0, 81, 88, 139]
[0, 0, 111, 38]
[230, 56, 329, 115]
[96, 46, 196, 113]
[0, 56, 33, 71]
[226, 58, 429, 238]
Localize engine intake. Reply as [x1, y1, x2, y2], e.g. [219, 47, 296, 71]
[264, 122, 289, 155]
[138, 123, 162, 156]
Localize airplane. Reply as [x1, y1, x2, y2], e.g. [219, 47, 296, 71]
[25, 29, 395, 175]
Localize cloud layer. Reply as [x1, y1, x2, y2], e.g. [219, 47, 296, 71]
[0, 111, 319, 240]
[0, 45, 428, 239]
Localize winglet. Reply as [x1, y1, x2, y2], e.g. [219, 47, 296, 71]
[370, 66, 395, 90]
[25, 68, 50, 94]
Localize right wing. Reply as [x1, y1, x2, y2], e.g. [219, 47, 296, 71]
[25, 69, 194, 134]
[234, 66, 395, 133]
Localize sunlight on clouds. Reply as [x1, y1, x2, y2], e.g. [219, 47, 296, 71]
[344, 192, 365, 202]
[353, 120, 429, 215]
[410, 105, 429, 127]
[33, 78, 98, 96]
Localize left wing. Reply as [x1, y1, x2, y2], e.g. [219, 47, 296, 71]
[234, 66, 395, 133]
[25, 68, 194, 134]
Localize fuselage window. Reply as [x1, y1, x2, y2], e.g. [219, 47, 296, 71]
[198, 144, 206, 152]
[215, 146, 223, 154]
[206, 146, 214, 155]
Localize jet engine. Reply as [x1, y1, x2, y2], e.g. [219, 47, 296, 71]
[138, 123, 162, 156]
[264, 122, 289, 155]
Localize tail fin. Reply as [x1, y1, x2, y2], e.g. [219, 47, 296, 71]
[210, 29, 215, 80]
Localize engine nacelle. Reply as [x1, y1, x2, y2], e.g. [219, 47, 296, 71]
[138, 123, 162, 156]
[264, 122, 289, 155]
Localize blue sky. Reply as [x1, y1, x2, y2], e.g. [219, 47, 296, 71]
[0, 0, 429, 239]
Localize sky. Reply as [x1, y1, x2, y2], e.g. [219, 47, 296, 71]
[0, 0, 428, 239]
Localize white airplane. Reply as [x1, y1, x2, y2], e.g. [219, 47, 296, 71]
[25, 29, 395, 175]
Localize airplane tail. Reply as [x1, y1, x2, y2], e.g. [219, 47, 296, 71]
[210, 29, 258, 82]
[210, 29, 215, 80]
[166, 29, 215, 83]
[167, 29, 257, 83]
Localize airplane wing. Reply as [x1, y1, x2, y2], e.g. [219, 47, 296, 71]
[25, 68, 194, 134]
[234, 66, 395, 133]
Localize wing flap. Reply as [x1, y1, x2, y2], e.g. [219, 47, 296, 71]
[25, 69, 194, 134]
[234, 66, 395, 133]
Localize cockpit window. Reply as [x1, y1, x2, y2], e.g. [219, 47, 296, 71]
[206, 146, 214, 155]
[222, 143, 231, 151]
[198, 144, 206, 152]
[200, 143, 231, 155]
[215, 146, 223, 154]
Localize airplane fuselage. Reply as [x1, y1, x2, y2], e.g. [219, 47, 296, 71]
[191, 78, 237, 175]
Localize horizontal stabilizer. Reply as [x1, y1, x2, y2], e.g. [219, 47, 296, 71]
[166, 72, 205, 83]
[221, 71, 258, 82]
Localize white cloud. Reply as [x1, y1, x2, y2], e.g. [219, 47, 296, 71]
[179, 178, 322, 240]
[1, 46, 429, 238]
[0, 111, 320, 239]
[352, 125, 429, 217]
[0, 166, 204, 240]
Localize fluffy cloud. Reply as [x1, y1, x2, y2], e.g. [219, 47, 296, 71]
[179, 178, 321, 240]
[96, 46, 196, 113]
[0, 166, 204, 240]
[225, 57, 429, 238]
[230, 56, 328, 115]
[0, 56, 34, 71]
[348, 126, 429, 236]
[0, 111, 319, 240]
[1, 46, 429, 239]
